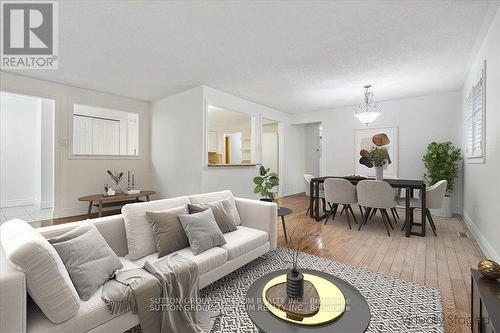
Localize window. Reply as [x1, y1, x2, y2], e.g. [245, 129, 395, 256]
[72, 104, 139, 156]
[206, 105, 257, 166]
[465, 64, 485, 161]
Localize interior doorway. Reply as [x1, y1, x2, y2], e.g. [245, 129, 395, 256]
[0, 91, 55, 226]
[262, 118, 280, 195]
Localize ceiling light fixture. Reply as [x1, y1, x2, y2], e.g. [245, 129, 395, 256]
[354, 84, 380, 125]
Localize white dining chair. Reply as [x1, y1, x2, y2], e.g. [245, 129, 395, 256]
[323, 178, 358, 229]
[357, 180, 397, 236]
[402, 180, 448, 237]
[304, 174, 325, 215]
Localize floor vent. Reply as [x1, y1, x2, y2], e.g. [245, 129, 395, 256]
[457, 231, 470, 239]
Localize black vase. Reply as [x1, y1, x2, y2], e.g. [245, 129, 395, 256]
[286, 268, 304, 299]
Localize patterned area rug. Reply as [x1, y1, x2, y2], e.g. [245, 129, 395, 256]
[127, 247, 444, 332]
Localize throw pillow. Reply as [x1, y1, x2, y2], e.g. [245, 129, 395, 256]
[50, 224, 123, 301]
[0, 219, 80, 323]
[189, 190, 242, 225]
[146, 206, 189, 258]
[178, 209, 226, 255]
[187, 198, 238, 234]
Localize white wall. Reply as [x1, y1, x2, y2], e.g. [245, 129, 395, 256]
[0, 93, 40, 207]
[151, 87, 204, 198]
[0, 72, 152, 218]
[461, 6, 500, 261]
[151, 86, 305, 199]
[294, 91, 463, 213]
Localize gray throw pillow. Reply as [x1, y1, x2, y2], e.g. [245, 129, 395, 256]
[187, 198, 238, 234]
[178, 209, 226, 255]
[146, 206, 190, 258]
[50, 224, 123, 301]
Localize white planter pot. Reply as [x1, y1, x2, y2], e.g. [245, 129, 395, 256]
[430, 196, 452, 218]
[375, 166, 383, 181]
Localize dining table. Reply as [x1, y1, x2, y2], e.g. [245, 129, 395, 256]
[309, 176, 427, 237]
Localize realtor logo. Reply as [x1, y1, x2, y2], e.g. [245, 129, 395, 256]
[1, 1, 58, 69]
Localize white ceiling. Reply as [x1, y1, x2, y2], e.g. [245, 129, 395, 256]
[6, 0, 494, 113]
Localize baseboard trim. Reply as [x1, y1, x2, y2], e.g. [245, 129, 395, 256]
[0, 198, 34, 208]
[462, 212, 500, 262]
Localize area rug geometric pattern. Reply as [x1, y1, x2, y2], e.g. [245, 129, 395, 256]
[128, 247, 444, 332]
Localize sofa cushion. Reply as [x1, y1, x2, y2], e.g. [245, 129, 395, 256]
[146, 206, 189, 258]
[187, 198, 238, 234]
[50, 224, 123, 301]
[189, 190, 241, 225]
[0, 219, 80, 324]
[131, 247, 228, 276]
[122, 197, 191, 260]
[27, 258, 139, 333]
[178, 209, 226, 255]
[221, 226, 269, 260]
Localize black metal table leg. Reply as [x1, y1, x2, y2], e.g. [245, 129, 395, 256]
[405, 187, 411, 237]
[281, 215, 288, 243]
[309, 180, 314, 218]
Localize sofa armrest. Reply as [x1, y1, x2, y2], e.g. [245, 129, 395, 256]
[235, 198, 277, 250]
[1, 247, 26, 333]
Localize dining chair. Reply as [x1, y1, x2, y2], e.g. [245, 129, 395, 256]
[304, 174, 326, 215]
[323, 178, 358, 229]
[357, 180, 397, 236]
[401, 180, 447, 237]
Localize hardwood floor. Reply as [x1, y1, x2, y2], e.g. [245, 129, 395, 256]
[276, 194, 486, 333]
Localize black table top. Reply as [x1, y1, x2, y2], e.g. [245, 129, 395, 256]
[246, 269, 370, 333]
[277, 206, 293, 217]
[311, 176, 425, 189]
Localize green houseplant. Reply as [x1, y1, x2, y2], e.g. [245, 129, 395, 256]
[422, 141, 462, 217]
[368, 146, 391, 180]
[253, 166, 279, 201]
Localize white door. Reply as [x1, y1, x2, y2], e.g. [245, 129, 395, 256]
[127, 119, 138, 155]
[92, 118, 120, 155]
[262, 132, 279, 192]
[73, 115, 93, 154]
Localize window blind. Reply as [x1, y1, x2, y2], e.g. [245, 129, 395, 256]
[465, 76, 484, 159]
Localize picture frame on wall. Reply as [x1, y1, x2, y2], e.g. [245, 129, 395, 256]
[354, 127, 399, 177]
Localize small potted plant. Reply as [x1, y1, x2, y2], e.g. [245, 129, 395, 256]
[422, 141, 462, 217]
[368, 146, 391, 180]
[107, 170, 124, 194]
[253, 166, 279, 202]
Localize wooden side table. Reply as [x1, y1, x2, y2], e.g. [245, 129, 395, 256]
[277, 207, 293, 243]
[78, 191, 155, 218]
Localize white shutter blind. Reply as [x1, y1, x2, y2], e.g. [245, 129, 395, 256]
[466, 75, 484, 160]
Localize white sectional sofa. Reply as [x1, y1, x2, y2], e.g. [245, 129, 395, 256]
[0, 190, 277, 333]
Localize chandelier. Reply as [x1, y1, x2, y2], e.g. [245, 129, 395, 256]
[354, 85, 380, 125]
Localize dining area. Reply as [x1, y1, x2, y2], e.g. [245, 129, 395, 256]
[305, 175, 448, 238]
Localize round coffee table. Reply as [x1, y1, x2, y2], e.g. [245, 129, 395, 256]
[246, 269, 370, 333]
[277, 206, 293, 242]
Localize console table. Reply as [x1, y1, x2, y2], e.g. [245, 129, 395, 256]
[471, 269, 500, 333]
[78, 191, 155, 218]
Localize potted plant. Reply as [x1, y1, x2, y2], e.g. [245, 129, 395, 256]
[368, 146, 391, 180]
[107, 170, 124, 194]
[422, 142, 462, 217]
[253, 166, 279, 201]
